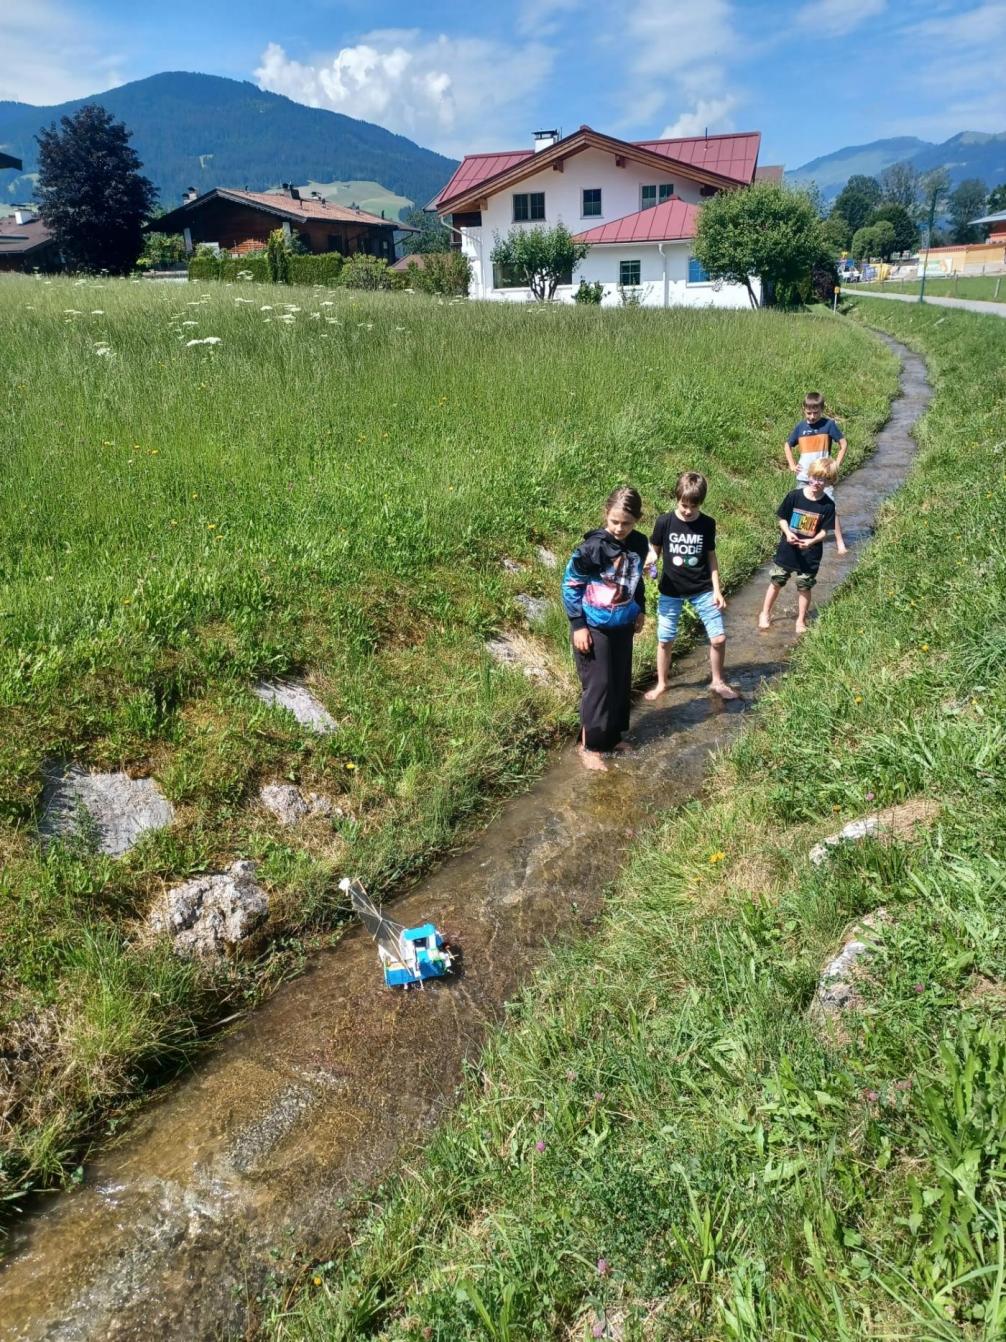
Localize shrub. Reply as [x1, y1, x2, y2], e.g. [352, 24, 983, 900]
[266, 228, 290, 284]
[340, 254, 398, 290]
[573, 279, 604, 305]
[187, 250, 342, 285]
[490, 224, 590, 301]
[404, 251, 471, 297]
[288, 252, 343, 285]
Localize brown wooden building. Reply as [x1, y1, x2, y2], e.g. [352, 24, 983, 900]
[154, 186, 413, 259]
[0, 211, 60, 272]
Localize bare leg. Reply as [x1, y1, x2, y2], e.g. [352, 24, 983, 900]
[795, 589, 812, 634]
[644, 641, 674, 700]
[759, 583, 781, 630]
[579, 727, 608, 771]
[834, 512, 848, 556]
[709, 637, 739, 699]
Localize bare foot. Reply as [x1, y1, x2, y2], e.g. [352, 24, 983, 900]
[757, 615, 771, 631]
[579, 746, 608, 771]
[836, 544, 849, 556]
[794, 621, 808, 635]
[711, 681, 740, 700]
[644, 682, 667, 701]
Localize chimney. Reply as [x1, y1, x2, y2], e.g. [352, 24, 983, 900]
[288, 185, 301, 201]
[184, 186, 197, 203]
[14, 207, 34, 225]
[533, 129, 560, 152]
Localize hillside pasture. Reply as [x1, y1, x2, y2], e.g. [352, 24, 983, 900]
[0, 275, 896, 1209]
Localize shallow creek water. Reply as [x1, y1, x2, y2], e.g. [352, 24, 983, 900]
[0, 334, 930, 1341]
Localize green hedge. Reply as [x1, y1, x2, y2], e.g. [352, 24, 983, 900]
[188, 250, 343, 285]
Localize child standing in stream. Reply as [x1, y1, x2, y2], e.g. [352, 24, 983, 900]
[562, 486, 649, 771]
[759, 457, 838, 634]
[784, 390, 848, 555]
[643, 471, 737, 702]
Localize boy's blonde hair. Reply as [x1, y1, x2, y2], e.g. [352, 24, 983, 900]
[808, 457, 838, 484]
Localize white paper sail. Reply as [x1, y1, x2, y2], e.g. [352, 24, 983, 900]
[339, 877, 411, 966]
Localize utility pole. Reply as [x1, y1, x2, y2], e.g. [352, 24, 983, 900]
[918, 182, 941, 304]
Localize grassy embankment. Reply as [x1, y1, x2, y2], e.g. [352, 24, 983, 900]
[269, 301, 1006, 1340]
[0, 276, 894, 1213]
[858, 276, 1005, 304]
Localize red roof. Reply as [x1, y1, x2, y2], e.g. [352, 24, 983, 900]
[635, 133, 760, 185]
[432, 130, 761, 210]
[572, 197, 699, 245]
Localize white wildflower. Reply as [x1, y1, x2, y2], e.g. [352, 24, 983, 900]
[261, 305, 273, 311]
[90, 309, 104, 315]
[181, 320, 198, 326]
[185, 336, 222, 346]
[309, 312, 321, 319]
[234, 297, 254, 304]
[64, 309, 82, 315]
[320, 300, 334, 306]
[283, 304, 301, 312]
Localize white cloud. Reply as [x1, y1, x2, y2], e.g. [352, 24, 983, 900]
[0, 3, 125, 105]
[884, 2, 1006, 138]
[618, 0, 742, 134]
[794, 0, 887, 37]
[661, 96, 738, 139]
[517, 0, 582, 39]
[255, 31, 555, 157]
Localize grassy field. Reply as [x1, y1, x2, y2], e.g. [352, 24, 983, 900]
[0, 275, 896, 1214]
[857, 275, 1005, 304]
[267, 300, 1006, 1340]
[289, 179, 413, 221]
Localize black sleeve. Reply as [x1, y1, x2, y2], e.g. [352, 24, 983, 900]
[777, 491, 794, 521]
[821, 499, 837, 531]
[707, 517, 716, 551]
[650, 514, 666, 549]
[633, 533, 647, 615]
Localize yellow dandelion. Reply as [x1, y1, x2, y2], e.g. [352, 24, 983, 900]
[708, 851, 725, 864]
[313, 1276, 322, 1287]
[920, 642, 929, 652]
[855, 695, 863, 703]
[345, 761, 357, 770]
[207, 523, 216, 530]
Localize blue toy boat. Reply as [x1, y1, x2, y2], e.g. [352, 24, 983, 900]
[340, 878, 454, 988]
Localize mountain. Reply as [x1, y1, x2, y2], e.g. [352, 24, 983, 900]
[0, 72, 457, 220]
[788, 131, 1006, 202]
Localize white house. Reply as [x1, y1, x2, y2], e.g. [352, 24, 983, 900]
[431, 125, 775, 308]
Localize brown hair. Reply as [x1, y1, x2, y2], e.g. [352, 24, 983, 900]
[803, 391, 826, 414]
[808, 457, 838, 484]
[675, 471, 708, 505]
[604, 486, 643, 519]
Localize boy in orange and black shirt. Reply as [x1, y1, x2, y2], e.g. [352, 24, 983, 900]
[784, 391, 847, 554]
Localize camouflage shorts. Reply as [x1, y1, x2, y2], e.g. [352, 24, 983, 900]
[769, 563, 816, 591]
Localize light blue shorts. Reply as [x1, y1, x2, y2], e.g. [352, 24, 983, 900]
[656, 590, 725, 644]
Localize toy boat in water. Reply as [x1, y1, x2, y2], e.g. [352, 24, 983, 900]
[340, 877, 455, 988]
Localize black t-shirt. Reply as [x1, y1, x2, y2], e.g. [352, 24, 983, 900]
[774, 488, 836, 573]
[650, 510, 716, 597]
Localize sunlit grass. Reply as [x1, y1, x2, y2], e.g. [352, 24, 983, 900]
[0, 273, 896, 1212]
[857, 275, 1005, 303]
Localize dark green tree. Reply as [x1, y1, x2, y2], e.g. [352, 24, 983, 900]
[693, 182, 825, 308]
[36, 104, 156, 273]
[986, 183, 1006, 215]
[831, 182, 877, 235]
[821, 213, 851, 252]
[400, 207, 453, 254]
[844, 174, 883, 207]
[851, 220, 896, 261]
[866, 203, 919, 254]
[948, 178, 988, 244]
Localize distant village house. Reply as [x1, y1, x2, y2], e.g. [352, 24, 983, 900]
[0, 208, 60, 273]
[154, 185, 414, 260]
[431, 124, 779, 308]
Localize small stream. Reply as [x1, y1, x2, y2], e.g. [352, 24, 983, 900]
[0, 332, 930, 1342]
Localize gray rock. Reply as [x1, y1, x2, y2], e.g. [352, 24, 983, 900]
[813, 910, 889, 1016]
[537, 546, 558, 569]
[501, 557, 525, 574]
[39, 764, 174, 857]
[259, 782, 338, 826]
[810, 816, 882, 865]
[485, 634, 550, 683]
[252, 680, 337, 734]
[514, 593, 550, 624]
[150, 860, 269, 956]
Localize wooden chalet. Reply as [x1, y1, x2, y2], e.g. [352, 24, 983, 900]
[154, 186, 414, 260]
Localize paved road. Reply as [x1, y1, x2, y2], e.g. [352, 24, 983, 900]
[850, 288, 1006, 319]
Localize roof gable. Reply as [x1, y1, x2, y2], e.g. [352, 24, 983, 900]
[154, 188, 413, 234]
[434, 128, 761, 211]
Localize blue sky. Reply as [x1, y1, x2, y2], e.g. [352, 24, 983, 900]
[2, 0, 1003, 167]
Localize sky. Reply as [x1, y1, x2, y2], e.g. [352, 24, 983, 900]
[1, 0, 1003, 168]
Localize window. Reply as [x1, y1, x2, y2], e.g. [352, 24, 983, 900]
[582, 188, 602, 218]
[492, 260, 573, 289]
[688, 256, 711, 283]
[513, 191, 545, 222]
[641, 183, 674, 210]
[619, 260, 641, 287]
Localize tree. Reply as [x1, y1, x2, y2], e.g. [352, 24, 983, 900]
[821, 213, 851, 252]
[36, 104, 156, 274]
[266, 228, 290, 283]
[400, 207, 453, 255]
[851, 220, 896, 261]
[948, 178, 988, 244]
[845, 175, 883, 207]
[490, 223, 589, 301]
[692, 182, 825, 308]
[986, 183, 1006, 215]
[918, 168, 951, 251]
[880, 161, 921, 213]
[866, 203, 918, 255]
[831, 183, 878, 235]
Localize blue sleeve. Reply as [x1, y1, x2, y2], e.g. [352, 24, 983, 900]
[562, 544, 598, 631]
[830, 420, 844, 442]
[786, 423, 802, 448]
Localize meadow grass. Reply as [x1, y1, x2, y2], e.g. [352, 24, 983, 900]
[266, 300, 1006, 1340]
[858, 276, 1005, 304]
[0, 274, 896, 1213]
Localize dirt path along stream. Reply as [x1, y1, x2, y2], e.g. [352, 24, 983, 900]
[0, 333, 931, 1342]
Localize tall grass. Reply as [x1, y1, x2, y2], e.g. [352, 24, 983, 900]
[267, 301, 1006, 1339]
[0, 274, 896, 1211]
